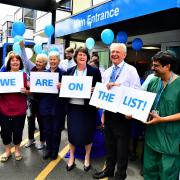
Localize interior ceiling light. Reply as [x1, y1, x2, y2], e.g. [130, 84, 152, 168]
[142, 46, 160, 50]
[56, 0, 61, 2]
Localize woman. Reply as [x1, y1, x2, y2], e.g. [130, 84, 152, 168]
[66, 47, 101, 171]
[24, 53, 48, 149]
[0, 54, 29, 162]
[39, 51, 66, 160]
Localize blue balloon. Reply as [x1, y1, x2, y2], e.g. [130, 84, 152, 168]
[44, 25, 54, 37]
[12, 21, 26, 36]
[132, 38, 143, 51]
[85, 37, 95, 50]
[13, 35, 24, 43]
[34, 44, 42, 54]
[11, 30, 17, 38]
[42, 50, 49, 56]
[116, 31, 128, 43]
[101, 29, 114, 45]
[13, 42, 21, 55]
[49, 46, 59, 52]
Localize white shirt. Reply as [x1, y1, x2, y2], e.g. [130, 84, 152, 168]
[102, 60, 141, 89]
[59, 58, 76, 71]
[69, 68, 87, 105]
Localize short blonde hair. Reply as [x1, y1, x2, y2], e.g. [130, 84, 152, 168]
[48, 51, 60, 61]
[110, 43, 127, 54]
[36, 54, 48, 65]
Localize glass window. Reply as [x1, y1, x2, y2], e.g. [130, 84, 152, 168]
[93, 0, 109, 6]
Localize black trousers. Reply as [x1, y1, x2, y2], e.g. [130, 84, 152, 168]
[42, 115, 63, 154]
[0, 114, 26, 145]
[104, 111, 131, 180]
[27, 99, 45, 142]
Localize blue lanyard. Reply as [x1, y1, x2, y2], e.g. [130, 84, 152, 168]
[110, 62, 125, 82]
[154, 72, 174, 110]
[75, 68, 87, 76]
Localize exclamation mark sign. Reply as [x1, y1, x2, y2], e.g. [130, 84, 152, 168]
[142, 101, 147, 111]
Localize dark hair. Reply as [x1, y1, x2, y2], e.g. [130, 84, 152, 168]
[65, 47, 74, 54]
[74, 47, 90, 63]
[6, 54, 24, 71]
[91, 54, 99, 60]
[152, 50, 176, 71]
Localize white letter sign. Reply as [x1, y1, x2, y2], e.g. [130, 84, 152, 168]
[59, 76, 93, 99]
[30, 72, 59, 94]
[0, 72, 24, 93]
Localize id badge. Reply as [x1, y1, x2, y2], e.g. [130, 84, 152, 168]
[151, 110, 159, 115]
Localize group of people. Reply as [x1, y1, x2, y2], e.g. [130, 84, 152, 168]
[0, 41, 179, 180]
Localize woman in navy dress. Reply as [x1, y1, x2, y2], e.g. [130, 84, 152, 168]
[66, 47, 101, 171]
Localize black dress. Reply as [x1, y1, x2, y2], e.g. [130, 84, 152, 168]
[66, 64, 101, 146]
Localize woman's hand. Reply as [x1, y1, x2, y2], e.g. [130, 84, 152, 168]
[91, 87, 95, 93]
[19, 40, 25, 49]
[56, 83, 61, 90]
[125, 114, 133, 120]
[20, 87, 29, 95]
[106, 82, 120, 90]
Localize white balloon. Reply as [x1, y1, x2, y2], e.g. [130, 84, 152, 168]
[34, 35, 43, 45]
[25, 48, 33, 59]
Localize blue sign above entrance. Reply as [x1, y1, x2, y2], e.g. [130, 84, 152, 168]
[55, 0, 179, 37]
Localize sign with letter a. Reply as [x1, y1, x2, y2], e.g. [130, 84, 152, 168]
[0, 72, 24, 93]
[30, 72, 59, 94]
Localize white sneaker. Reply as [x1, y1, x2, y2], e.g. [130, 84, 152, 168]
[25, 139, 35, 148]
[35, 143, 45, 150]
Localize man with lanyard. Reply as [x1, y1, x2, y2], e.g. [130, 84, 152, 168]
[59, 47, 76, 71]
[93, 43, 140, 180]
[144, 51, 180, 180]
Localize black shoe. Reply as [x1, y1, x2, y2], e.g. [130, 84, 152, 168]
[51, 152, 58, 160]
[84, 164, 91, 172]
[93, 169, 114, 179]
[66, 162, 76, 171]
[43, 150, 51, 160]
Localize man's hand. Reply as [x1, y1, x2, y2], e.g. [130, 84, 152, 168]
[146, 112, 162, 124]
[106, 82, 120, 90]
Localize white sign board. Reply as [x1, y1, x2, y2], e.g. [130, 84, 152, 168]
[0, 72, 24, 93]
[89, 82, 124, 113]
[89, 82, 156, 122]
[118, 86, 156, 122]
[59, 76, 93, 99]
[30, 72, 59, 94]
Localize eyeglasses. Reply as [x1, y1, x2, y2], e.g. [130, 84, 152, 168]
[152, 64, 161, 68]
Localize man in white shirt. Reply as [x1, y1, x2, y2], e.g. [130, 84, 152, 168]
[93, 43, 140, 180]
[59, 47, 76, 71]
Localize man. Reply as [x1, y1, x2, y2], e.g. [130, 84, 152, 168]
[59, 47, 76, 71]
[93, 43, 140, 180]
[144, 51, 180, 179]
[89, 54, 99, 68]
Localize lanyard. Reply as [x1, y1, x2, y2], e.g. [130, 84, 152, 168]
[75, 68, 87, 76]
[110, 62, 125, 82]
[153, 72, 174, 110]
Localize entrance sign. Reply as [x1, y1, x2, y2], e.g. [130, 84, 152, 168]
[30, 72, 59, 94]
[59, 76, 93, 99]
[0, 72, 24, 93]
[90, 82, 156, 122]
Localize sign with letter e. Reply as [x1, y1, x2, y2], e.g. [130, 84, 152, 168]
[59, 76, 93, 98]
[30, 72, 59, 94]
[0, 72, 24, 93]
[89, 82, 124, 113]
